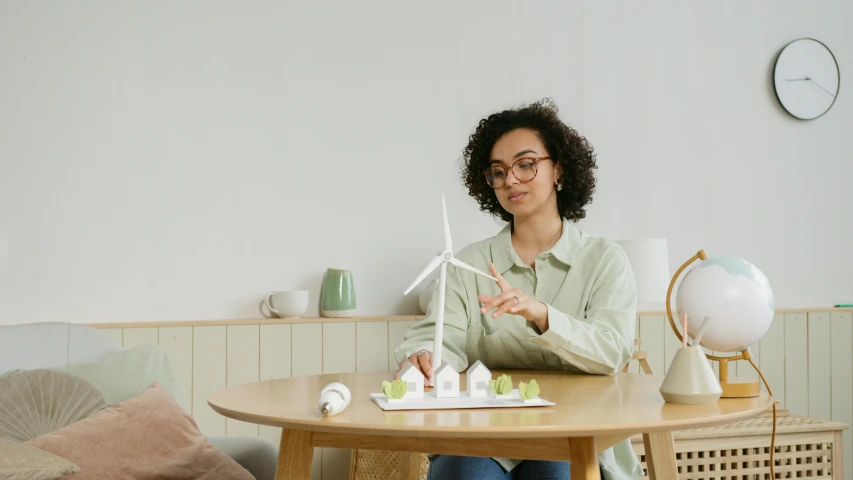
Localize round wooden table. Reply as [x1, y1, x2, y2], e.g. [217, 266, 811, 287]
[208, 370, 773, 480]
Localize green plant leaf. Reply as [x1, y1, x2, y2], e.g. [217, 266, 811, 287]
[492, 374, 512, 395]
[518, 381, 528, 399]
[382, 379, 408, 399]
[526, 379, 540, 399]
[390, 379, 407, 399]
[501, 375, 512, 394]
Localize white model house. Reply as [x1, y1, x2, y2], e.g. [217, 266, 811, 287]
[434, 363, 460, 398]
[398, 363, 425, 399]
[466, 360, 491, 397]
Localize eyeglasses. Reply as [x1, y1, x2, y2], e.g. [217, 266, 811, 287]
[483, 156, 551, 189]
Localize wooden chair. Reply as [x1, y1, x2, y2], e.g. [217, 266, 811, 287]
[351, 337, 651, 480]
[622, 338, 653, 374]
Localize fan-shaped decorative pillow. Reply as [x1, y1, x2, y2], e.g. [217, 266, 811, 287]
[0, 369, 107, 442]
[0, 438, 79, 479]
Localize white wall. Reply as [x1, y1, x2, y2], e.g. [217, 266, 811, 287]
[1, 1, 850, 324]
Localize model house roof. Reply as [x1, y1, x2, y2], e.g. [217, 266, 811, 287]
[435, 363, 458, 378]
[399, 363, 424, 380]
[466, 360, 490, 377]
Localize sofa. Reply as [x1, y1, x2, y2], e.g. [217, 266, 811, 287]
[0, 321, 279, 479]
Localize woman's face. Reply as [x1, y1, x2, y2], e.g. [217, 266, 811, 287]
[487, 128, 562, 220]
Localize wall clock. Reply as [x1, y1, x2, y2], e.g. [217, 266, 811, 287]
[773, 38, 840, 120]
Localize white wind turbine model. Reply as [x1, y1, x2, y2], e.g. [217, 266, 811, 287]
[403, 194, 497, 386]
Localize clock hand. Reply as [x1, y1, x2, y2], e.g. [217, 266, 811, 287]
[785, 77, 809, 82]
[805, 78, 836, 98]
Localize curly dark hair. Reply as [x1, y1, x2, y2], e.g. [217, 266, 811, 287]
[461, 98, 597, 223]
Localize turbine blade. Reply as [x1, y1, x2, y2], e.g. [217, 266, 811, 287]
[449, 257, 497, 281]
[442, 194, 452, 253]
[403, 255, 443, 295]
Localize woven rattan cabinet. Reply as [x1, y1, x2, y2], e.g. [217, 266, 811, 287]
[349, 416, 847, 480]
[349, 451, 430, 480]
[630, 416, 847, 480]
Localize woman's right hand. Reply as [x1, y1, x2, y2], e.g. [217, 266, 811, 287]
[395, 350, 433, 387]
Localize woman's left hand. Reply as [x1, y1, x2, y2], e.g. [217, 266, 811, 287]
[477, 264, 549, 332]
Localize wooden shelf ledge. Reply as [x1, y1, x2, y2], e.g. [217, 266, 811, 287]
[89, 315, 426, 329]
[84, 307, 853, 329]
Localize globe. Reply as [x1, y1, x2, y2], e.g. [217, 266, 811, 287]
[675, 256, 775, 353]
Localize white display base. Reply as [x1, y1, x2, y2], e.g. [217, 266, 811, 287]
[371, 389, 554, 411]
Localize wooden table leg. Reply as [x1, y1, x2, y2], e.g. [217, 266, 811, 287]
[643, 431, 678, 480]
[276, 428, 314, 480]
[569, 437, 601, 480]
[398, 451, 424, 480]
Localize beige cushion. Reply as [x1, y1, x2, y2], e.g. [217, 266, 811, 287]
[26, 382, 255, 480]
[0, 369, 107, 442]
[0, 438, 79, 480]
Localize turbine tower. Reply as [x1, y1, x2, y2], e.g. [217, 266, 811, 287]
[403, 194, 497, 385]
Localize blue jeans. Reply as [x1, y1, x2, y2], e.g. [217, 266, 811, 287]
[427, 455, 572, 480]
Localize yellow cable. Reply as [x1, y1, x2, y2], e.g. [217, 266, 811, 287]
[747, 356, 776, 478]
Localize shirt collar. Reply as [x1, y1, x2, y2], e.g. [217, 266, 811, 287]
[490, 217, 580, 275]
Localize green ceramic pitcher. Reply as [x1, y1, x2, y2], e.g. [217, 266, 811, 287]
[321, 268, 356, 317]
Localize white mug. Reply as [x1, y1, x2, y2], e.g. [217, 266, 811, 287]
[263, 290, 310, 318]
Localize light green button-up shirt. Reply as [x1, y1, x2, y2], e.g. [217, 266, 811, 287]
[394, 218, 645, 480]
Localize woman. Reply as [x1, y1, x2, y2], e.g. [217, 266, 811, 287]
[393, 99, 645, 480]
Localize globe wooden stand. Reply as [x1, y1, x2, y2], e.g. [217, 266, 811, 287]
[666, 249, 761, 399]
[718, 352, 760, 398]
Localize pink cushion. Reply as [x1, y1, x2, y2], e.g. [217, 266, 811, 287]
[26, 382, 255, 480]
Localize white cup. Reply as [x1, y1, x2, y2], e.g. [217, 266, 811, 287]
[262, 290, 309, 318]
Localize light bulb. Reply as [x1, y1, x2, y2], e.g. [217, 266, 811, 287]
[318, 382, 351, 417]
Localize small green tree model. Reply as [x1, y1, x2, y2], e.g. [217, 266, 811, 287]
[518, 379, 540, 400]
[381, 380, 407, 399]
[489, 374, 512, 395]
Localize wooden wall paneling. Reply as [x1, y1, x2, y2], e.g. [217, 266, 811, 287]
[192, 326, 227, 436]
[662, 317, 681, 376]
[122, 327, 157, 348]
[225, 325, 260, 437]
[357, 321, 389, 373]
[807, 313, 832, 421]
[258, 324, 292, 448]
[260, 324, 292, 380]
[639, 316, 665, 377]
[100, 328, 123, 346]
[322, 323, 356, 375]
[830, 312, 853, 480]
[783, 313, 808, 416]
[292, 323, 323, 377]
[758, 313, 786, 406]
[739, 337, 760, 383]
[158, 326, 194, 413]
[388, 321, 417, 370]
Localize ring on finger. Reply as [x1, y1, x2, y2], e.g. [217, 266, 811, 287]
[416, 349, 429, 357]
[513, 294, 521, 304]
